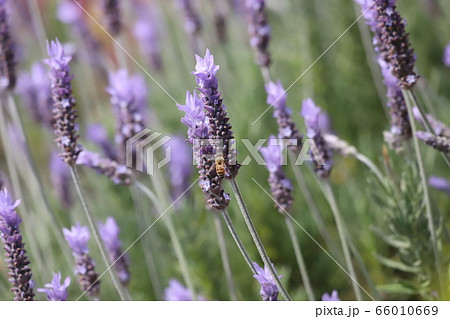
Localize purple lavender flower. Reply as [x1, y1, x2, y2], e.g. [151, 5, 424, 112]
[177, 90, 229, 211]
[443, 43, 450, 67]
[416, 131, 450, 153]
[50, 152, 73, 208]
[253, 262, 282, 301]
[260, 136, 293, 213]
[76, 150, 132, 185]
[245, 0, 271, 67]
[37, 272, 71, 301]
[63, 223, 101, 297]
[378, 58, 411, 140]
[86, 123, 117, 161]
[0, 189, 35, 301]
[98, 217, 130, 285]
[164, 279, 205, 301]
[193, 49, 239, 178]
[266, 80, 302, 152]
[376, 0, 418, 89]
[322, 290, 341, 301]
[133, 12, 162, 71]
[107, 69, 147, 165]
[44, 39, 81, 166]
[301, 99, 333, 178]
[165, 136, 193, 201]
[0, 0, 16, 91]
[176, 0, 202, 36]
[354, 0, 378, 32]
[57, 0, 82, 24]
[412, 107, 450, 138]
[17, 62, 53, 128]
[429, 176, 450, 196]
[103, 0, 121, 35]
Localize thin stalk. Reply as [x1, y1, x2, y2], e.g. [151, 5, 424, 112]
[29, 0, 47, 56]
[130, 185, 163, 300]
[284, 215, 315, 301]
[407, 89, 450, 168]
[320, 181, 363, 301]
[229, 178, 291, 301]
[69, 166, 128, 301]
[288, 152, 337, 256]
[135, 180, 196, 301]
[221, 210, 257, 274]
[261, 66, 271, 85]
[213, 214, 237, 300]
[402, 89, 443, 295]
[354, 152, 385, 185]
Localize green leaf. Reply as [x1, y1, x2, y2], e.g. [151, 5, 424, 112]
[371, 226, 411, 249]
[376, 254, 420, 273]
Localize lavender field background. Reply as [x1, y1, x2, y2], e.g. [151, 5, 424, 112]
[0, 0, 449, 301]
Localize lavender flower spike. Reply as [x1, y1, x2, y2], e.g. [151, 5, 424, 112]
[253, 262, 282, 301]
[103, 0, 122, 35]
[0, 189, 35, 300]
[266, 80, 303, 152]
[246, 0, 271, 67]
[76, 150, 132, 185]
[107, 69, 147, 165]
[412, 107, 450, 138]
[376, 0, 419, 89]
[429, 176, 450, 196]
[44, 39, 81, 166]
[0, 0, 16, 91]
[443, 43, 450, 67]
[301, 99, 333, 178]
[193, 49, 239, 178]
[63, 223, 101, 298]
[260, 137, 293, 213]
[177, 90, 230, 211]
[37, 272, 71, 301]
[98, 217, 130, 285]
[416, 131, 450, 153]
[322, 290, 341, 301]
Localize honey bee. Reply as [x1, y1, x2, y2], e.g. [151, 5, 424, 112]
[215, 154, 226, 179]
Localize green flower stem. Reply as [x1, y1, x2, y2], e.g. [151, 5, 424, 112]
[284, 215, 315, 300]
[402, 89, 443, 295]
[213, 214, 237, 300]
[69, 166, 128, 301]
[229, 178, 291, 301]
[320, 180, 362, 301]
[221, 210, 257, 275]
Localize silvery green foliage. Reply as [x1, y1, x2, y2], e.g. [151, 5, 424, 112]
[369, 162, 443, 298]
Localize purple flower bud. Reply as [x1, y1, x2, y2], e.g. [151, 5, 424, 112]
[0, 0, 16, 91]
[443, 43, 450, 67]
[49, 152, 73, 208]
[0, 189, 35, 301]
[192, 49, 220, 87]
[164, 279, 205, 301]
[57, 0, 82, 24]
[322, 290, 341, 301]
[429, 176, 450, 196]
[245, 0, 271, 67]
[107, 69, 147, 164]
[76, 150, 132, 185]
[63, 223, 100, 297]
[17, 62, 53, 128]
[253, 262, 282, 301]
[103, 0, 121, 35]
[133, 10, 162, 71]
[44, 39, 81, 166]
[37, 272, 71, 301]
[98, 217, 130, 285]
[260, 136, 293, 213]
[165, 136, 193, 201]
[301, 99, 333, 178]
[416, 131, 450, 153]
